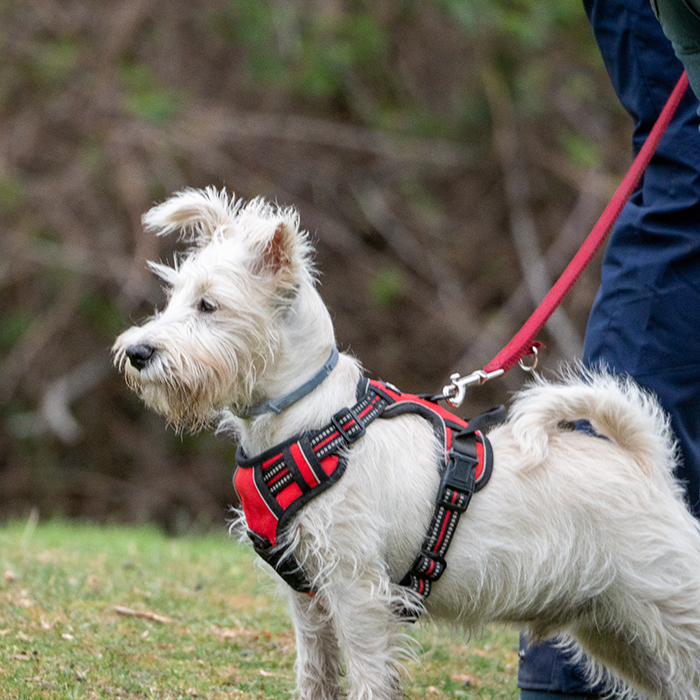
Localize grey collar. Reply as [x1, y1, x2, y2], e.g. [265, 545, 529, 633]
[233, 346, 339, 419]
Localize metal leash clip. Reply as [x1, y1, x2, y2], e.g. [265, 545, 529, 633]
[442, 368, 505, 408]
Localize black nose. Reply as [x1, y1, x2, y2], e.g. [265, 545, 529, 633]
[125, 344, 156, 370]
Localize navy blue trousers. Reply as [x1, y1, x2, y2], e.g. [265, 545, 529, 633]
[518, 0, 700, 694]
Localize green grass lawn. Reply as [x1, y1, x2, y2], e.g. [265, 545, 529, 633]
[0, 519, 518, 699]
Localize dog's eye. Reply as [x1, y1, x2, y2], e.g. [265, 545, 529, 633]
[197, 299, 218, 313]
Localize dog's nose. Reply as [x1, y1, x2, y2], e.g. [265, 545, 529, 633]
[125, 343, 156, 370]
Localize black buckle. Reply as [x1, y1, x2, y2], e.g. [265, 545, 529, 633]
[442, 455, 477, 495]
[411, 550, 447, 582]
[331, 406, 366, 443]
[443, 431, 479, 493]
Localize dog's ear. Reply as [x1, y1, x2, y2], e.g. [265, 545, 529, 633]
[254, 220, 295, 277]
[239, 201, 312, 284]
[142, 187, 237, 245]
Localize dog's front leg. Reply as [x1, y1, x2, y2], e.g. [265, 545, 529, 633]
[325, 575, 404, 700]
[288, 591, 344, 700]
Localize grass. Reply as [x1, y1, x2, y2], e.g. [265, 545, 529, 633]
[0, 519, 519, 699]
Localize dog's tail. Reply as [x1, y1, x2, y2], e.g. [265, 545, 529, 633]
[508, 367, 679, 482]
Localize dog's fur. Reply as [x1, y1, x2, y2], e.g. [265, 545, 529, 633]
[114, 187, 700, 700]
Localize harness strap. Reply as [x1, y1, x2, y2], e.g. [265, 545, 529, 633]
[398, 426, 496, 618]
[236, 382, 388, 595]
[234, 378, 504, 614]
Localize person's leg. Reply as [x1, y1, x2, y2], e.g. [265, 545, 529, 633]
[519, 0, 700, 695]
[518, 631, 607, 697]
[582, 0, 700, 513]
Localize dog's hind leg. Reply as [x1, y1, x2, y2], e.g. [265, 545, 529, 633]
[572, 616, 699, 700]
[288, 592, 344, 700]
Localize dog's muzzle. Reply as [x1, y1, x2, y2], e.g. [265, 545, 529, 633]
[125, 343, 157, 370]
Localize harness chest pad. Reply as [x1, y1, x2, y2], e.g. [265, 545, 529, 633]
[233, 378, 503, 598]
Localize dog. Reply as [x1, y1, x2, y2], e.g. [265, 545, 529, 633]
[114, 187, 700, 700]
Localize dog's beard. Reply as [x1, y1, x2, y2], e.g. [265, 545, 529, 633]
[117, 347, 236, 433]
[123, 371, 220, 433]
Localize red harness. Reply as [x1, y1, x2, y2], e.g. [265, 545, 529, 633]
[234, 377, 504, 608]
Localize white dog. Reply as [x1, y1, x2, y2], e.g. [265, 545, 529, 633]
[114, 187, 700, 700]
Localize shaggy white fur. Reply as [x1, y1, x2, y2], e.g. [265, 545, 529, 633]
[114, 188, 700, 700]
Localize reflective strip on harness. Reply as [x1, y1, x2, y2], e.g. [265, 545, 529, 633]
[234, 377, 504, 605]
[398, 427, 494, 613]
[235, 382, 387, 547]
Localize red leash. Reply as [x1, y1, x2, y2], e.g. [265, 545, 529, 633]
[444, 71, 689, 407]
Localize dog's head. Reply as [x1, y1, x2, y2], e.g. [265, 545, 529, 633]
[113, 187, 316, 431]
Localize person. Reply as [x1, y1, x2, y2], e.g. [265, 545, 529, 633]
[517, 0, 700, 697]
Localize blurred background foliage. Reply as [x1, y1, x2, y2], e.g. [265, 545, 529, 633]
[0, 0, 634, 530]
